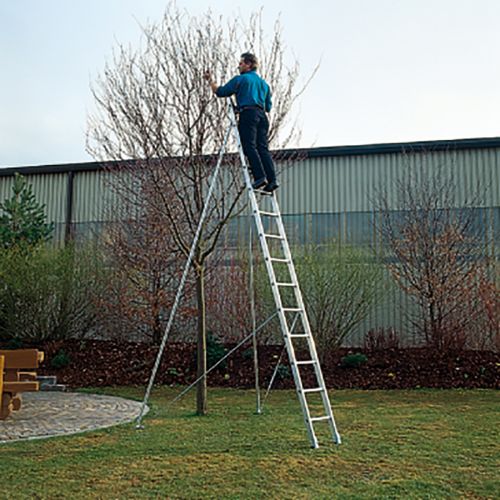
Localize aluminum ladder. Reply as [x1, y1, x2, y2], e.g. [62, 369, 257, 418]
[228, 104, 341, 448]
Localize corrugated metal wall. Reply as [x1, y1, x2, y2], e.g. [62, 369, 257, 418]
[278, 148, 499, 213]
[0, 142, 498, 345]
[220, 145, 500, 346]
[0, 172, 68, 222]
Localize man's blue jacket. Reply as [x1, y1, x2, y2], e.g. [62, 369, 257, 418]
[216, 70, 272, 112]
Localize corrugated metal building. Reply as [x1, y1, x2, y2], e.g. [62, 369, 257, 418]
[1, 136, 498, 345]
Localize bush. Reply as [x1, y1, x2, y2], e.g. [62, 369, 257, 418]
[475, 267, 500, 351]
[206, 333, 227, 370]
[254, 241, 384, 360]
[376, 162, 497, 352]
[340, 353, 368, 368]
[50, 349, 70, 369]
[0, 244, 108, 342]
[276, 364, 291, 379]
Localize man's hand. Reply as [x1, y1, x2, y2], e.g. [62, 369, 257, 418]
[204, 70, 218, 93]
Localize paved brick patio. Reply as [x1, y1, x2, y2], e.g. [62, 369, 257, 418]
[0, 392, 148, 443]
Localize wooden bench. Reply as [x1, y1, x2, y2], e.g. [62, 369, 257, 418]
[0, 349, 44, 420]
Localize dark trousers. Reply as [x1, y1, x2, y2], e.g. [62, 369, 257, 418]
[238, 107, 276, 183]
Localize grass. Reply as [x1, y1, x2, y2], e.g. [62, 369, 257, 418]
[1, 387, 498, 499]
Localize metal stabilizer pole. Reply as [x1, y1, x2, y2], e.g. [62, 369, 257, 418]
[135, 116, 234, 429]
[261, 315, 299, 410]
[249, 224, 262, 414]
[262, 346, 286, 410]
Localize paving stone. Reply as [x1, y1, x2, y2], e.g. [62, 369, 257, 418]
[37, 376, 57, 389]
[0, 392, 149, 444]
[41, 384, 67, 392]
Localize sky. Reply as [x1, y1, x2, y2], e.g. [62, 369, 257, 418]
[1, 0, 500, 168]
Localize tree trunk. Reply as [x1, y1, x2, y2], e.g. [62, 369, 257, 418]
[196, 264, 207, 415]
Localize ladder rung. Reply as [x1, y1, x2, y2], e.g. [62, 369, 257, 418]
[290, 334, 309, 338]
[310, 416, 331, 422]
[263, 233, 284, 240]
[282, 307, 303, 312]
[269, 257, 290, 263]
[302, 387, 324, 394]
[296, 360, 316, 366]
[276, 282, 296, 287]
[258, 210, 279, 217]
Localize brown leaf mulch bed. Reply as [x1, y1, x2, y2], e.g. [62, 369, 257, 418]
[21, 339, 500, 390]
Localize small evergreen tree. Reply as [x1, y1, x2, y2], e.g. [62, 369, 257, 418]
[0, 173, 54, 248]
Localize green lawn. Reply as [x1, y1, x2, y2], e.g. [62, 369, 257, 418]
[1, 388, 498, 499]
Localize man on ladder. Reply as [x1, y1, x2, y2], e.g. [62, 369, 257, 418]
[204, 52, 279, 193]
[137, 54, 340, 448]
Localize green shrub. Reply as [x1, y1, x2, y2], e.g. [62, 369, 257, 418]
[0, 244, 108, 342]
[50, 349, 70, 369]
[253, 241, 385, 360]
[242, 347, 256, 361]
[341, 353, 368, 368]
[206, 333, 227, 369]
[277, 364, 291, 379]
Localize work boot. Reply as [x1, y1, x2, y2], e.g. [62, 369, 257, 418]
[252, 178, 267, 190]
[263, 181, 279, 193]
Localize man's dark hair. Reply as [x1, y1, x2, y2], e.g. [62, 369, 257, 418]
[241, 52, 258, 70]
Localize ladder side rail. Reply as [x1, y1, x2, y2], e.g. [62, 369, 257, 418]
[270, 196, 342, 444]
[270, 196, 322, 360]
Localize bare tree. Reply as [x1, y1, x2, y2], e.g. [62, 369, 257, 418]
[205, 253, 253, 344]
[95, 164, 194, 344]
[376, 154, 495, 351]
[476, 264, 500, 350]
[87, 3, 314, 414]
